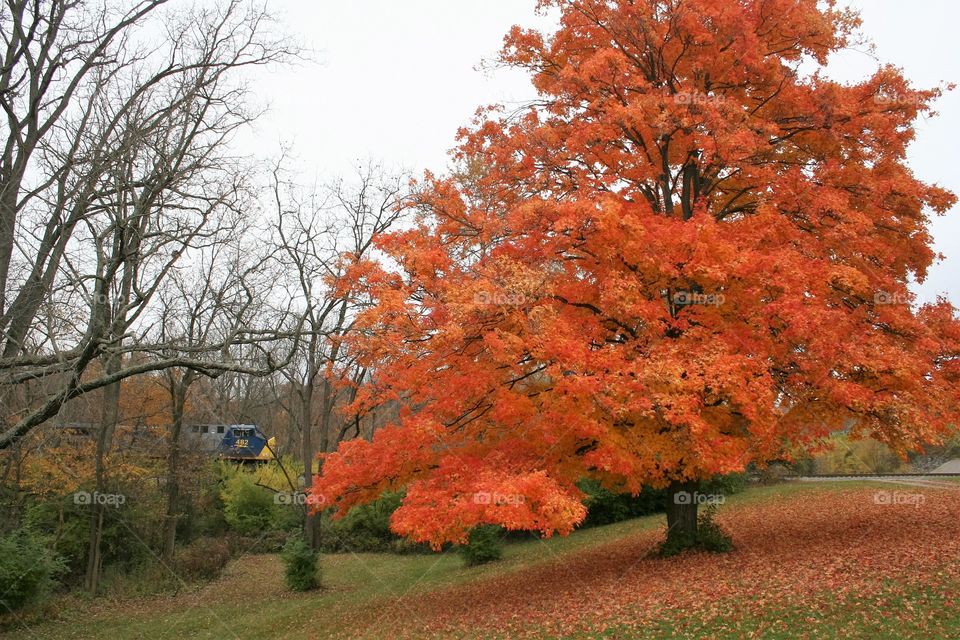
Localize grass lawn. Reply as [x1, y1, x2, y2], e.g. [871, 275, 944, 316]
[2, 480, 958, 639]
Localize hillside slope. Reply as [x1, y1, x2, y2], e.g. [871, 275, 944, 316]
[2, 481, 958, 640]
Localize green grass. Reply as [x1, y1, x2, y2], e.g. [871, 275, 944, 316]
[1, 480, 955, 640]
[0, 505, 664, 640]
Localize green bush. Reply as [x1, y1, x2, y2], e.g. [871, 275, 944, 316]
[220, 469, 304, 537]
[459, 525, 504, 567]
[269, 499, 303, 533]
[179, 464, 230, 540]
[320, 491, 430, 553]
[0, 529, 65, 612]
[24, 490, 156, 582]
[578, 473, 745, 530]
[22, 499, 89, 580]
[657, 526, 697, 558]
[786, 455, 816, 476]
[281, 536, 319, 591]
[578, 479, 666, 528]
[696, 505, 733, 553]
[946, 431, 960, 457]
[174, 536, 232, 581]
[221, 472, 277, 535]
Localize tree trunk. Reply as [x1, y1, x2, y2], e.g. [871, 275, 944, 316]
[0, 188, 15, 319]
[163, 381, 187, 562]
[665, 480, 699, 548]
[84, 508, 105, 592]
[84, 352, 122, 594]
[300, 383, 320, 550]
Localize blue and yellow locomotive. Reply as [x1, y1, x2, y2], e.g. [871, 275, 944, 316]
[188, 424, 277, 462]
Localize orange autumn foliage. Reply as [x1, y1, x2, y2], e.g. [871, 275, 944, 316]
[119, 374, 173, 427]
[312, 0, 960, 548]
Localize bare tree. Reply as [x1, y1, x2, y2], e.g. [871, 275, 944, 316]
[151, 220, 275, 563]
[0, 0, 167, 316]
[271, 162, 405, 549]
[0, 0, 298, 450]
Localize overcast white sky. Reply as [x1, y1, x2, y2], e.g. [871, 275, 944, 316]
[247, 0, 958, 305]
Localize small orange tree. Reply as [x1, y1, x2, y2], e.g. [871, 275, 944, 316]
[313, 0, 960, 550]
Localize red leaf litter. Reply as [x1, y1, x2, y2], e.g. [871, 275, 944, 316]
[335, 485, 960, 639]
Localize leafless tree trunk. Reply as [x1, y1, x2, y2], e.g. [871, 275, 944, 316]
[162, 371, 192, 562]
[84, 350, 122, 593]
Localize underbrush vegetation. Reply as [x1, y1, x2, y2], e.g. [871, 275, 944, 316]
[221, 471, 297, 536]
[0, 529, 65, 613]
[23, 482, 165, 583]
[580, 472, 747, 530]
[175, 536, 233, 581]
[320, 491, 431, 554]
[2, 465, 755, 613]
[6, 483, 958, 640]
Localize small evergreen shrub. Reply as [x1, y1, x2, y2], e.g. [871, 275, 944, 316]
[459, 525, 504, 567]
[281, 536, 319, 591]
[0, 529, 65, 612]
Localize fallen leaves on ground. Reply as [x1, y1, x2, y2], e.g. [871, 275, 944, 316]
[336, 485, 960, 639]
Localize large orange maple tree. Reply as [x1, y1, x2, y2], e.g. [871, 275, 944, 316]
[312, 0, 960, 548]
